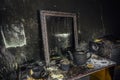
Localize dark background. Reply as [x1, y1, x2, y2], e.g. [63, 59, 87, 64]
[102, 0, 120, 35]
[0, 0, 119, 64]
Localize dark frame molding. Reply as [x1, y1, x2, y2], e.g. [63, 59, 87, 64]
[40, 10, 78, 66]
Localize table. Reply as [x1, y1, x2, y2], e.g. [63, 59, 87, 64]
[66, 54, 116, 80]
[18, 54, 116, 80]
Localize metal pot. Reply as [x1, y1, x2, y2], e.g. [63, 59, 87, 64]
[73, 49, 92, 65]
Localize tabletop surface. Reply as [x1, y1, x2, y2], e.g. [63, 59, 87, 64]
[66, 54, 116, 80]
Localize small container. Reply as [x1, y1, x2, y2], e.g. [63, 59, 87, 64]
[74, 49, 91, 65]
[60, 58, 70, 71]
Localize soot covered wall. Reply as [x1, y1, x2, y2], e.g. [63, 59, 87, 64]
[0, 0, 104, 64]
[102, 0, 120, 35]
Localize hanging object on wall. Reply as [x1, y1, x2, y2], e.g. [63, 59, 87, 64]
[1, 23, 26, 48]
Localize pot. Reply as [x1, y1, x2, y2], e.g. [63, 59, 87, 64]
[73, 49, 92, 65]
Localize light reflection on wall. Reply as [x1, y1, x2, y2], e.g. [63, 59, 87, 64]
[1, 23, 26, 48]
[54, 33, 70, 38]
[54, 33, 71, 49]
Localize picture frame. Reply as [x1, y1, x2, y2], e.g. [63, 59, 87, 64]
[40, 10, 78, 66]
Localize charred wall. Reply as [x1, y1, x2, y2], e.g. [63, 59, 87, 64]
[102, 0, 120, 35]
[0, 0, 104, 64]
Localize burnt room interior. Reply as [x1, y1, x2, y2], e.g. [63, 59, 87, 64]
[0, 0, 120, 80]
